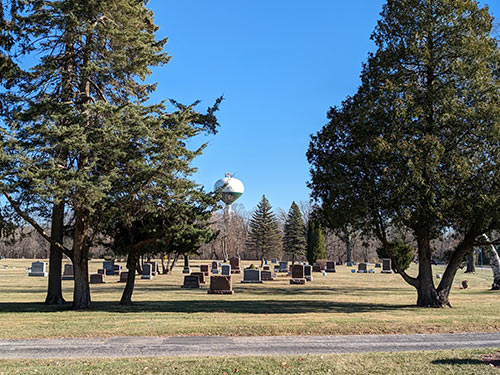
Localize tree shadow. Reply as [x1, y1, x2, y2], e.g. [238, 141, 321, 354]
[431, 359, 485, 365]
[0, 300, 416, 314]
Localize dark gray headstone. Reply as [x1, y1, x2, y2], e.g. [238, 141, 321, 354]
[29, 261, 48, 277]
[241, 268, 262, 283]
[103, 260, 115, 276]
[141, 263, 153, 280]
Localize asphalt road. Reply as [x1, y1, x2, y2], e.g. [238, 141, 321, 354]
[0, 332, 499, 359]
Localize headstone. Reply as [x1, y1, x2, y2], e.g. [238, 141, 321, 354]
[241, 268, 262, 283]
[97, 268, 105, 275]
[326, 261, 336, 273]
[119, 271, 128, 283]
[279, 261, 289, 273]
[61, 264, 74, 280]
[182, 275, 201, 289]
[304, 265, 313, 281]
[141, 263, 153, 280]
[336, 261, 344, 266]
[264, 260, 269, 265]
[208, 275, 234, 294]
[149, 261, 159, 276]
[312, 264, 321, 272]
[103, 260, 115, 276]
[221, 264, 231, 276]
[461, 280, 469, 289]
[368, 269, 375, 273]
[211, 261, 218, 272]
[290, 264, 305, 284]
[113, 264, 122, 275]
[191, 271, 206, 284]
[28, 261, 48, 277]
[271, 259, 277, 264]
[263, 265, 270, 271]
[229, 257, 241, 274]
[200, 264, 210, 276]
[357, 263, 367, 273]
[346, 261, 354, 267]
[182, 255, 191, 274]
[274, 265, 279, 272]
[436, 273, 442, 279]
[89, 273, 105, 284]
[381, 258, 393, 274]
[375, 263, 381, 268]
[261, 270, 276, 281]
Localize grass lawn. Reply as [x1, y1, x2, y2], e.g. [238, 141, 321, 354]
[0, 258, 498, 339]
[0, 349, 499, 374]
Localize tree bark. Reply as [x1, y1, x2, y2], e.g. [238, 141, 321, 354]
[480, 235, 500, 289]
[465, 252, 475, 273]
[45, 202, 66, 305]
[120, 246, 137, 305]
[72, 209, 91, 309]
[345, 233, 351, 263]
[169, 253, 179, 273]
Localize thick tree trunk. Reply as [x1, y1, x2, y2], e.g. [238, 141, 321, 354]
[415, 229, 450, 307]
[480, 235, 500, 289]
[45, 202, 66, 305]
[120, 247, 137, 305]
[72, 210, 91, 310]
[465, 252, 475, 273]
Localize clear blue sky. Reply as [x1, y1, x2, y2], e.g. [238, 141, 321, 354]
[148, 0, 500, 213]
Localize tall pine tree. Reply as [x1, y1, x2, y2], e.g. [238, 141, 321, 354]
[246, 195, 282, 264]
[308, 0, 500, 307]
[306, 219, 326, 265]
[283, 201, 306, 264]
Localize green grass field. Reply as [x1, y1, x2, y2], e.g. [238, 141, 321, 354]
[0, 258, 498, 339]
[0, 349, 499, 374]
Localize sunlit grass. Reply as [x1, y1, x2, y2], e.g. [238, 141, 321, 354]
[0, 258, 498, 339]
[0, 349, 499, 375]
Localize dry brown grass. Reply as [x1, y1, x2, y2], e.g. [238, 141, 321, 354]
[0, 258, 498, 338]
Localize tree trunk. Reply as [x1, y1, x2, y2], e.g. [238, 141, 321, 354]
[465, 252, 475, 273]
[169, 253, 179, 273]
[415, 229, 449, 307]
[136, 258, 143, 275]
[161, 253, 168, 275]
[345, 233, 351, 263]
[72, 209, 91, 310]
[292, 253, 295, 265]
[45, 202, 66, 305]
[480, 235, 500, 289]
[120, 247, 137, 305]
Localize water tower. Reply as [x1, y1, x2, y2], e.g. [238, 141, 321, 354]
[214, 173, 244, 216]
[214, 173, 244, 260]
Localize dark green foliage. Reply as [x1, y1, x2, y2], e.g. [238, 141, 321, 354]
[0, 0, 222, 308]
[283, 201, 306, 262]
[376, 242, 413, 272]
[306, 219, 326, 265]
[246, 195, 282, 261]
[307, 0, 500, 307]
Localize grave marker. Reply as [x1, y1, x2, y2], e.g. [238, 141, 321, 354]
[357, 263, 368, 273]
[304, 265, 313, 281]
[103, 260, 115, 276]
[200, 264, 210, 276]
[191, 271, 206, 284]
[221, 264, 231, 276]
[119, 272, 129, 283]
[141, 263, 153, 280]
[208, 275, 234, 294]
[278, 261, 289, 273]
[241, 268, 262, 283]
[89, 273, 105, 284]
[61, 264, 74, 280]
[381, 258, 393, 274]
[28, 261, 48, 277]
[290, 264, 306, 284]
[326, 261, 336, 273]
[229, 257, 241, 274]
[261, 270, 276, 281]
[182, 275, 201, 289]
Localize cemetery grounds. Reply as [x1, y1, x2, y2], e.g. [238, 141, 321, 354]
[0, 258, 499, 374]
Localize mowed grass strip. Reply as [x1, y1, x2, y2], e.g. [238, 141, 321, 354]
[0, 349, 499, 375]
[0, 259, 499, 338]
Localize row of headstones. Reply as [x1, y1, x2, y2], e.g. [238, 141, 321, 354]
[182, 263, 315, 291]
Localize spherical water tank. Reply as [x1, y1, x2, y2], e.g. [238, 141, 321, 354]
[214, 173, 244, 205]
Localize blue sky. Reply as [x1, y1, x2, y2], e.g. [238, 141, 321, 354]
[148, 0, 500, 213]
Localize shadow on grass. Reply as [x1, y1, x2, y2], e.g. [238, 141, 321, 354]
[0, 300, 416, 314]
[431, 359, 485, 365]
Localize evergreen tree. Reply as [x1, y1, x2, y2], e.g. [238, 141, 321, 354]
[306, 219, 326, 265]
[307, 0, 500, 307]
[0, 0, 223, 309]
[246, 195, 282, 264]
[283, 201, 306, 264]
